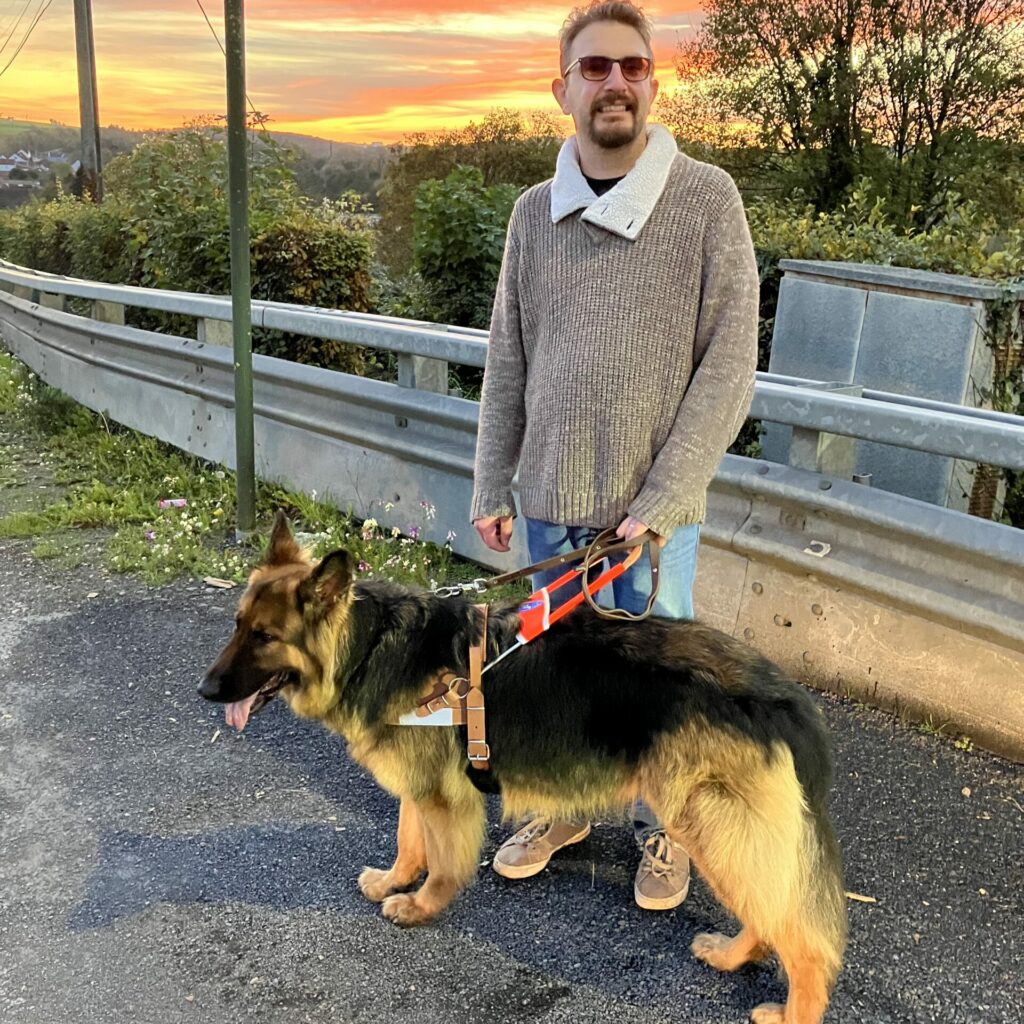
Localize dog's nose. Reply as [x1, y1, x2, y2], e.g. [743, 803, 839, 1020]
[198, 673, 221, 700]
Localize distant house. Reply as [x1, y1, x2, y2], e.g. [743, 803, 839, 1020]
[0, 163, 15, 175]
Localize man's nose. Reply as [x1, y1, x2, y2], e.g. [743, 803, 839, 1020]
[604, 61, 629, 89]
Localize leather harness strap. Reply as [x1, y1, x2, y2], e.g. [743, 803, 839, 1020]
[465, 603, 489, 769]
[397, 604, 490, 770]
[410, 672, 468, 724]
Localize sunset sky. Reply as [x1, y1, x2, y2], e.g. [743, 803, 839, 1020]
[0, 1, 703, 143]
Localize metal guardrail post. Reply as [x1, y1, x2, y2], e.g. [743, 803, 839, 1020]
[397, 353, 449, 394]
[39, 292, 67, 313]
[91, 300, 125, 325]
[788, 383, 863, 476]
[197, 318, 232, 346]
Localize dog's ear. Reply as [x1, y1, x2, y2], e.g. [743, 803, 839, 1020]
[299, 549, 354, 611]
[266, 509, 303, 567]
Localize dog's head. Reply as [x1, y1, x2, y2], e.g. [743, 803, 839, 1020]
[198, 510, 354, 730]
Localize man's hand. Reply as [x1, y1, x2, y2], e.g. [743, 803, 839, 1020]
[615, 515, 668, 548]
[473, 515, 514, 553]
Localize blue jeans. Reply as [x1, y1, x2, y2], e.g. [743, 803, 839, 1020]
[524, 517, 700, 619]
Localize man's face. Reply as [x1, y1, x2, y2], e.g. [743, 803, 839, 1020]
[552, 21, 659, 150]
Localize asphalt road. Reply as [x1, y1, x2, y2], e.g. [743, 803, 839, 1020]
[1, 539, 1021, 1024]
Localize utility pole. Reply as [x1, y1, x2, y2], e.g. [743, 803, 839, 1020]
[224, 0, 256, 541]
[72, 0, 102, 200]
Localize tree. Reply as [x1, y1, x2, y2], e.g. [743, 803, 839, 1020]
[666, 0, 1024, 222]
[376, 108, 561, 274]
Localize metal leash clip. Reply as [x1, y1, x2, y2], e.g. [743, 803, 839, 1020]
[431, 578, 489, 598]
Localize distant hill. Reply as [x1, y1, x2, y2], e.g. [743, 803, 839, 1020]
[269, 132, 394, 204]
[0, 118, 145, 162]
[0, 119, 394, 206]
[268, 131, 390, 160]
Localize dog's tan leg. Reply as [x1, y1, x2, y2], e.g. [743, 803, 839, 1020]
[382, 791, 485, 927]
[358, 796, 427, 903]
[691, 928, 769, 972]
[749, 934, 832, 1024]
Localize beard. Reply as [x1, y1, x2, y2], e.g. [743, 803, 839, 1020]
[584, 94, 644, 150]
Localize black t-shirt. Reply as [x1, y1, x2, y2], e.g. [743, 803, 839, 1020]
[585, 175, 624, 197]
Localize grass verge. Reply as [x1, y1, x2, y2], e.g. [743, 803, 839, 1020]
[0, 351, 523, 597]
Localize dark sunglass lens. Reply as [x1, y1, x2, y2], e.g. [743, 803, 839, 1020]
[580, 56, 614, 80]
[621, 57, 650, 81]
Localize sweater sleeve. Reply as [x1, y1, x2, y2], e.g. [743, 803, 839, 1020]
[470, 211, 527, 522]
[627, 190, 759, 536]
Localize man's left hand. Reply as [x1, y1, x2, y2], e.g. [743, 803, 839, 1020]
[615, 515, 668, 548]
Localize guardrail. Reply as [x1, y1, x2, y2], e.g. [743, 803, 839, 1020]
[1, 263, 1022, 760]
[5, 261, 1022, 473]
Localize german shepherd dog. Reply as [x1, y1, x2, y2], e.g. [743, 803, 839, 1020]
[200, 514, 846, 1024]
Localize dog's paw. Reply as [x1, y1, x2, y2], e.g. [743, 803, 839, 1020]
[691, 932, 736, 971]
[381, 893, 434, 928]
[358, 867, 395, 903]
[750, 1003, 785, 1024]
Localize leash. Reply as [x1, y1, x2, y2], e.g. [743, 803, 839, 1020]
[396, 529, 662, 770]
[432, 527, 661, 622]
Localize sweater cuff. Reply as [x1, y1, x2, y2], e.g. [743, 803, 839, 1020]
[627, 488, 706, 538]
[470, 488, 517, 523]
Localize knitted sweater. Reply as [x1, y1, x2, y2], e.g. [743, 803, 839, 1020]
[470, 125, 759, 537]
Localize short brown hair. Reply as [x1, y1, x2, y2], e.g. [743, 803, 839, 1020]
[559, 2, 654, 72]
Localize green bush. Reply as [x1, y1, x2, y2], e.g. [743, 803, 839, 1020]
[251, 200, 374, 373]
[407, 166, 519, 329]
[0, 124, 375, 370]
[67, 198, 135, 283]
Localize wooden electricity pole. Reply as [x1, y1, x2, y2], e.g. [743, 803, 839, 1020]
[72, 0, 103, 200]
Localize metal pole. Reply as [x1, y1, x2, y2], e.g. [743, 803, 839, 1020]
[72, 0, 102, 200]
[224, 0, 256, 540]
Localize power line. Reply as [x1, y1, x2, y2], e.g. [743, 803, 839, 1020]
[0, 1, 35, 61]
[194, 0, 264, 123]
[194, 0, 225, 58]
[0, 0, 53, 82]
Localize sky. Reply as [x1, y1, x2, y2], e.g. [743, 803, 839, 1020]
[0, 1, 703, 143]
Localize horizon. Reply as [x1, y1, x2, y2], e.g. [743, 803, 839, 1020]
[2, 2, 703, 146]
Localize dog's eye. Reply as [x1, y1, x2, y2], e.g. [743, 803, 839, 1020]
[253, 630, 276, 644]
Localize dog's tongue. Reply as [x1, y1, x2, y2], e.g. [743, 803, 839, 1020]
[225, 693, 259, 731]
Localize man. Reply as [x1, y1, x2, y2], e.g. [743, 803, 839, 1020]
[470, 0, 759, 911]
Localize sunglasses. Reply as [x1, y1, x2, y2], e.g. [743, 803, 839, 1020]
[562, 55, 653, 82]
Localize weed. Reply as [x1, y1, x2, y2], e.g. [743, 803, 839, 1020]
[31, 538, 61, 559]
[917, 715, 949, 738]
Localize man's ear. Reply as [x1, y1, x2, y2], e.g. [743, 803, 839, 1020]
[266, 509, 303, 567]
[552, 76, 569, 113]
[299, 550, 354, 611]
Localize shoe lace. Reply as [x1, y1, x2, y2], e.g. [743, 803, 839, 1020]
[639, 829, 676, 878]
[514, 817, 552, 846]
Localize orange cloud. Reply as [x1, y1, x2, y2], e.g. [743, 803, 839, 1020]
[2, 2, 704, 143]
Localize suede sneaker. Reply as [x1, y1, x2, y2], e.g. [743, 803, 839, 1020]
[491, 818, 592, 879]
[634, 829, 690, 910]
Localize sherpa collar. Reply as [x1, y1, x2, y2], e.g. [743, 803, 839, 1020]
[549, 123, 680, 241]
